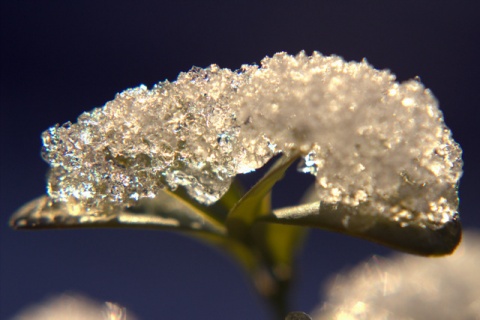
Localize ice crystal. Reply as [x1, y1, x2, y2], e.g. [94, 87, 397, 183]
[41, 51, 462, 226]
[42, 64, 261, 210]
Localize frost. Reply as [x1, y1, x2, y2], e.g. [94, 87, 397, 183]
[41, 51, 462, 226]
[312, 231, 480, 320]
[42, 65, 261, 210]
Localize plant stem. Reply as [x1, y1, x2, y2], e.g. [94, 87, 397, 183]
[253, 265, 290, 320]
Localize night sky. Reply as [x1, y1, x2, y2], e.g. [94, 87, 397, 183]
[1, 1, 479, 319]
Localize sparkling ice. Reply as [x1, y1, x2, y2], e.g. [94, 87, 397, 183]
[41, 51, 462, 228]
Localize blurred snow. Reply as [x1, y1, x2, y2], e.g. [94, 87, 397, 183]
[312, 230, 480, 319]
[11, 294, 135, 320]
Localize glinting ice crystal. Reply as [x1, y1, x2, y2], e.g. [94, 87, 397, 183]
[41, 51, 462, 227]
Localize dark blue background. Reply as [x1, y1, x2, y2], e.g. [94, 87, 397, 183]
[1, 1, 479, 319]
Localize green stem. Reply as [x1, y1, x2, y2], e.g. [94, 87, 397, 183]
[252, 263, 290, 320]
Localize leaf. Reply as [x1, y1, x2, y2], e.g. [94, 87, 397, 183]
[217, 179, 246, 210]
[285, 312, 312, 320]
[253, 222, 307, 278]
[10, 176, 249, 232]
[226, 153, 300, 241]
[224, 153, 306, 313]
[10, 190, 226, 235]
[260, 201, 462, 256]
[9, 184, 261, 275]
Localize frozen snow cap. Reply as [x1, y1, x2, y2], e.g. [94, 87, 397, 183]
[41, 51, 462, 228]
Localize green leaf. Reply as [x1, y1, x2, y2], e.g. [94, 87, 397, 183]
[224, 153, 305, 316]
[9, 184, 260, 275]
[10, 191, 227, 235]
[217, 179, 246, 210]
[226, 153, 300, 242]
[285, 311, 312, 320]
[260, 201, 462, 256]
[253, 223, 306, 279]
[9, 177, 248, 233]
